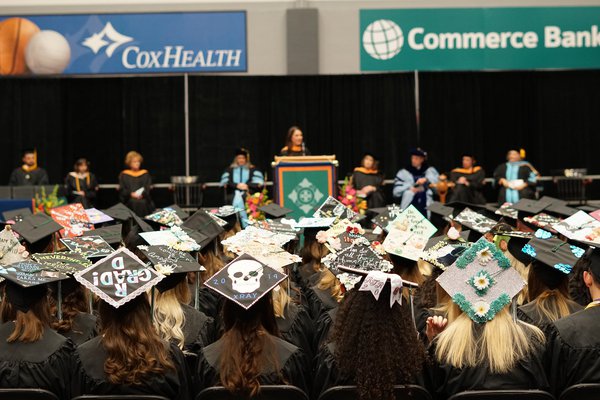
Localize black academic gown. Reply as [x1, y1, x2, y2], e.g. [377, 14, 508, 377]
[306, 284, 339, 322]
[71, 337, 192, 400]
[9, 167, 49, 186]
[118, 171, 155, 217]
[546, 306, 600, 396]
[351, 169, 387, 209]
[312, 343, 425, 400]
[448, 167, 487, 204]
[296, 262, 318, 290]
[276, 303, 314, 360]
[493, 163, 536, 204]
[182, 304, 215, 353]
[517, 299, 583, 337]
[313, 308, 337, 352]
[0, 322, 74, 399]
[65, 172, 99, 208]
[62, 312, 98, 346]
[196, 334, 310, 394]
[428, 332, 549, 400]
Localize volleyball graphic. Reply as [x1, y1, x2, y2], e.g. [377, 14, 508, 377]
[25, 30, 71, 74]
[362, 19, 404, 60]
[0, 17, 41, 75]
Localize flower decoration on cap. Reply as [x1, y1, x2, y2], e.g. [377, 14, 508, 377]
[437, 238, 524, 324]
[447, 227, 460, 240]
[316, 230, 329, 244]
[521, 243, 537, 258]
[535, 229, 552, 240]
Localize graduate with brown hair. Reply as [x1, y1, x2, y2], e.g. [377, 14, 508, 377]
[280, 126, 311, 156]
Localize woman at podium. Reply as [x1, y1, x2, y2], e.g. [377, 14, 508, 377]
[280, 126, 311, 156]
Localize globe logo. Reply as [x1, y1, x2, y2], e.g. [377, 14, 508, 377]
[362, 19, 404, 60]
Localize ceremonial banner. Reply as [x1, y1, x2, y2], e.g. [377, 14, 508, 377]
[273, 157, 337, 220]
[361, 7, 600, 71]
[0, 11, 246, 76]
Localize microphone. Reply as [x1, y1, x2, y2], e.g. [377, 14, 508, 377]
[302, 141, 305, 156]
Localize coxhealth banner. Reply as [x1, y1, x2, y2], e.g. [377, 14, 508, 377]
[0, 12, 246, 76]
[360, 7, 600, 71]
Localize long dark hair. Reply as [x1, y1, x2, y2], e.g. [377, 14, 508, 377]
[219, 295, 281, 397]
[331, 281, 426, 400]
[284, 126, 301, 150]
[99, 295, 175, 385]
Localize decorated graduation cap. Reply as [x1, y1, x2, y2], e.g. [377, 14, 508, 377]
[371, 204, 403, 231]
[259, 203, 293, 219]
[0, 226, 29, 265]
[138, 244, 205, 293]
[491, 225, 534, 265]
[81, 224, 123, 246]
[32, 251, 92, 275]
[2, 208, 32, 224]
[139, 226, 201, 252]
[201, 206, 241, 231]
[437, 237, 525, 323]
[74, 247, 164, 308]
[552, 210, 600, 248]
[12, 213, 63, 244]
[512, 198, 552, 217]
[60, 235, 114, 259]
[493, 202, 518, 221]
[522, 212, 561, 233]
[382, 205, 437, 261]
[84, 208, 114, 225]
[453, 206, 498, 235]
[182, 210, 225, 248]
[427, 201, 455, 230]
[204, 253, 287, 310]
[313, 196, 358, 222]
[318, 221, 367, 254]
[1, 261, 68, 313]
[521, 230, 585, 274]
[145, 207, 184, 228]
[50, 203, 94, 238]
[421, 228, 471, 271]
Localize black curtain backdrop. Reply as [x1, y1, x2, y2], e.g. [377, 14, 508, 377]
[0, 71, 599, 207]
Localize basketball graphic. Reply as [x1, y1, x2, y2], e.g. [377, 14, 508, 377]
[0, 17, 41, 75]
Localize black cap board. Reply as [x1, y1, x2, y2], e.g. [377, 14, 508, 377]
[11, 213, 63, 243]
[81, 224, 123, 245]
[259, 203, 293, 219]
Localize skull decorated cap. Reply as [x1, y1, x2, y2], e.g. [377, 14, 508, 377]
[436, 237, 525, 324]
[203, 253, 287, 310]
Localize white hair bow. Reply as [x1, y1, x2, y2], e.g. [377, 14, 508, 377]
[358, 270, 404, 308]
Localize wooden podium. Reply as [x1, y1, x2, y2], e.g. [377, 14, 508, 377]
[272, 156, 338, 219]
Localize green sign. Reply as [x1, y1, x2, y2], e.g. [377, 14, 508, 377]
[360, 7, 600, 71]
[274, 162, 336, 220]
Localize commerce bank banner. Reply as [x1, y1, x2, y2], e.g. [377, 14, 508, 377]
[360, 7, 600, 71]
[0, 12, 246, 76]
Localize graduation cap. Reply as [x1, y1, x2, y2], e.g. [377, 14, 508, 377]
[446, 201, 491, 217]
[0, 226, 29, 265]
[382, 205, 438, 261]
[522, 212, 561, 233]
[252, 219, 301, 239]
[12, 213, 63, 244]
[428, 202, 454, 218]
[493, 203, 518, 221]
[552, 210, 600, 247]
[512, 198, 552, 216]
[182, 210, 225, 248]
[436, 237, 525, 323]
[490, 226, 534, 265]
[166, 204, 189, 221]
[32, 251, 92, 275]
[74, 247, 164, 308]
[84, 208, 114, 225]
[81, 224, 123, 246]
[139, 227, 201, 252]
[259, 203, 293, 219]
[453, 207, 498, 235]
[50, 203, 94, 238]
[144, 207, 184, 228]
[295, 217, 336, 229]
[138, 244, 205, 293]
[202, 206, 241, 219]
[1, 262, 67, 312]
[545, 203, 579, 218]
[203, 253, 287, 310]
[370, 204, 403, 231]
[60, 235, 114, 259]
[421, 228, 471, 271]
[313, 196, 358, 222]
[103, 203, 135, 222]
[579, 205, 599, 214]
[2, 208, 32, 224]
[521, 230, 585, 274]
